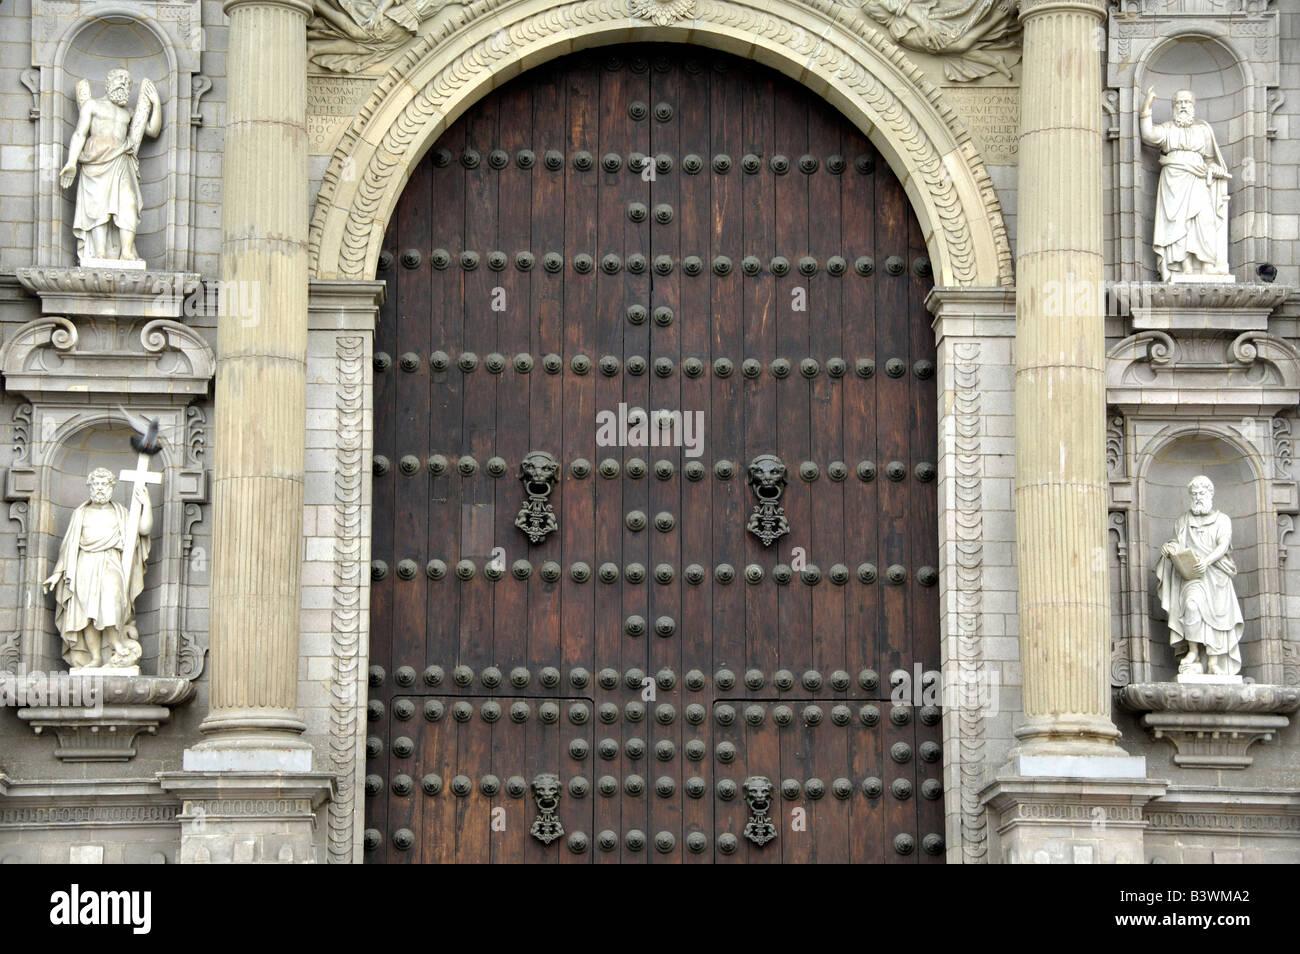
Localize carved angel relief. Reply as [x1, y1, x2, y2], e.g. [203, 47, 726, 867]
[308, 0, 469, 72]
[861, 0, 1022, 82]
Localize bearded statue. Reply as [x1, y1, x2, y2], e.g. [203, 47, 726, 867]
[59, 69, 162, 265]
[43, 468, 153, 671]
[1155, 476, 1244, 680]
[1139, 88, 1232, 282]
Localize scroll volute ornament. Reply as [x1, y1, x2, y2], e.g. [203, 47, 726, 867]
[530, 772, 564, 845]
[515, 451, 559, 544]
[742, 776, 777, 846]
[746, 454, 790, 547]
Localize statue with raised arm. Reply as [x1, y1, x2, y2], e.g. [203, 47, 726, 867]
[59, 69, 162, 265]
[1138, 87, 1232, 282]
[1155, 476, 1243, 680]
[42, 468, 153, 671]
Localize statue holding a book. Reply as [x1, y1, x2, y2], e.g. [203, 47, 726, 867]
[1155, 476, 1244, 680]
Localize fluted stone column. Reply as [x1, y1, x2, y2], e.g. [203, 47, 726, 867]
[159, 0, 333, 863]
[1012, 0, 1122, 759]
[192, 0, 313, 762]
[978, 0, 1167, 864]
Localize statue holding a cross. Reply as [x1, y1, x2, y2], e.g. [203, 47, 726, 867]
[43, 456, 160, 672]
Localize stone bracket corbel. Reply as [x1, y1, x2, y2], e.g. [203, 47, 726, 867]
[7, 673, 196, 762]
[1118, 682, 1300, 769]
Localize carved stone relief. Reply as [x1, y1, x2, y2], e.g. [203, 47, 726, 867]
[307, 0, 1014, 289]
[308, 0, 471, 73]
[861, 0, 1022, 82]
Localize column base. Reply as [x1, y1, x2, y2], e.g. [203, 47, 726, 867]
[183, 735, 314, 773]
[157, 770, 336, 864]
[1010, 714, 1127, 759]
[981, 758, 1166, 864]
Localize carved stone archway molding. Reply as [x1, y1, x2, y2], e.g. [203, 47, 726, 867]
[308, 0, 1014, 288]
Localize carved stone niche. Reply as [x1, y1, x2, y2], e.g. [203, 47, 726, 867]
[28, 1, 208, 270]
[1106, 284, 1300, 765]
[0, 267, 212, 761]
[1107, 3, 1280, 283]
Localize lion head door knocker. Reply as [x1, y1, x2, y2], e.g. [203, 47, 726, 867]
[746, 454, 790, 547]
[742, 776, 778, 846]
[515, 451, 559, 544]
[530, 772, 564, 844]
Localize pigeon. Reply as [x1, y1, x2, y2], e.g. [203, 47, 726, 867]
[117, 405, 166, 456]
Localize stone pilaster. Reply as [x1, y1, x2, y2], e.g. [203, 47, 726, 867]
[928, 286, 1018, 864]
[1012, 0, 1121, 758]
[192, 0, 314, 761]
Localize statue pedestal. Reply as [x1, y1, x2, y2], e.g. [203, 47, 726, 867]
[12, 672, 196, 762]
[1168, 273, 1235, 285]
[78, 257, 145, 271]
[1118, 682, 1300, 769]
[70, 665, 140, 677]
[1176, 672, 1243, 685]
[1110, 281, 1290, 333]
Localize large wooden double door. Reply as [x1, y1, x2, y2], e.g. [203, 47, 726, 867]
[367, 44, 943, 863]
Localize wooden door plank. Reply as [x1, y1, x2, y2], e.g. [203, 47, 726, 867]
[771, 76, 815, 866]
[525, 66, 565, 795]
[646, 53, 684, 864]
[707, 52, 746, 862]
[806, 101, 850, 864]
[674, 51, 713, 865]
[615, 53, 653, 866]
[488, 77, 535, 866]
[426, 123, 466, 700]
[367, 221, 400, 863]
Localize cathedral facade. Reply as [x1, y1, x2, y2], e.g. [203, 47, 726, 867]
[0, 0, 1296, 864]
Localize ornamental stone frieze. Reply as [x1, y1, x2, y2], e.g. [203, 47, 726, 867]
[307, 0, 1014, 289]
[1106, 281, 1298, 415]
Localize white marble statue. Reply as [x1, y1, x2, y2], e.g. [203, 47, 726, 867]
[59, 69, 162, 266]
[43, 468, 153, 671]
[1156, 476, 1244, 680]
[1138, 88, 1232, 283]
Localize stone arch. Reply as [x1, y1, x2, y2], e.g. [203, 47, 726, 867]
[308, 0, 1014, 287]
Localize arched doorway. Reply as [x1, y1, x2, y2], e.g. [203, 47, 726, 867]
[366, 44, 942, 863]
